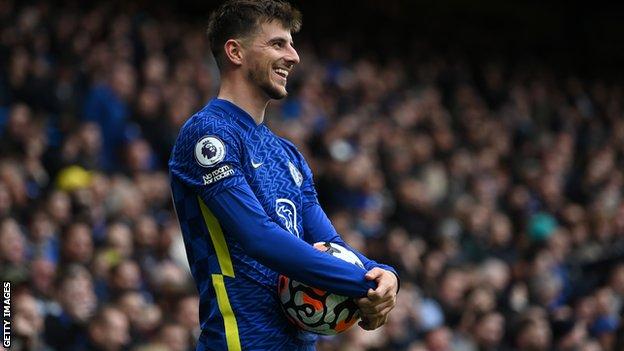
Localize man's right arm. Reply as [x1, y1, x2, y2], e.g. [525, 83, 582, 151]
[169, 116, 375, 297]
[203, 184, 376, 297]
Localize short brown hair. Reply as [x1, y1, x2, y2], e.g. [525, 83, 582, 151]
[206, 0, 302, 69]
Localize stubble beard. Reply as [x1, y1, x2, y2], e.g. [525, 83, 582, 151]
[247, 63, 287, 100]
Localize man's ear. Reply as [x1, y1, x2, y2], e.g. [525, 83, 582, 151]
[223, 39, 244, 66]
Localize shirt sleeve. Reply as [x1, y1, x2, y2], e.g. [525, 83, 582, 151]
[168, 115, 247, 201]
[298, 153, 400, 291]
[206, 184, 376, 298]
[169, 115, 375, 298]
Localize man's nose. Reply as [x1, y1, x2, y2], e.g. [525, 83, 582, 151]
[285, 45, 300, 65]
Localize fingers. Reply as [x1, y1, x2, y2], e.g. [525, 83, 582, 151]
[360, 310, 389, 330]
[359, 301, 393, 316]
[356, 295, 397, 331]
[367, 282, 392, 301]
[358, 296, 396, 316]
[371, 298, 395, 313]
[377, 303, 394, 318]
[365, 269, 399, 302]
[355, 292, 376, 309]
[356, 294, 393, 312]
[358, 313, 388, 330]
[365, 267, 384, 281]
[356, 270, 399, 331]
[358, 290, 396, 314]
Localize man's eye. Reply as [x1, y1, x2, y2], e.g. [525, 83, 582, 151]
[272, 42, 284, 49]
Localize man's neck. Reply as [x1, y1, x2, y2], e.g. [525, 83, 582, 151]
[217, 76, 269, 125]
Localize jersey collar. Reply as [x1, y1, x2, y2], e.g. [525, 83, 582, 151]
[210, 98, 262, 130]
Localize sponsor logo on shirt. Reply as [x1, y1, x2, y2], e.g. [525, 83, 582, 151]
[202, 164, 234, 185]
[195, 136, 225, 167]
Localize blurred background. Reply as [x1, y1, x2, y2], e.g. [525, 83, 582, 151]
[1, 0, 624, 350]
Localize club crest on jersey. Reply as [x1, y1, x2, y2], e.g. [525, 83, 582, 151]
[195, 136, 225, 167]
[288, 161, 303, 187]
[276, 198, 299, 237]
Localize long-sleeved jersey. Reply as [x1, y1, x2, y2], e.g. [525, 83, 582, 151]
[169, 98, 397, 351]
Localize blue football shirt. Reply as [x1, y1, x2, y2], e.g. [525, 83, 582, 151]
[169, 98, 397, 350]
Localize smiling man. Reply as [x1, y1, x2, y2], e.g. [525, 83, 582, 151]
[168, 1, 398, 350]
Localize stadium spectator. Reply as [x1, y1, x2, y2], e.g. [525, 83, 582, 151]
[12, 292, 52, 351]
[44, 265, 97, 350]
[86, 305, 131, 351]
[157, 323, 191, 351]
[82, 61, 136, 171]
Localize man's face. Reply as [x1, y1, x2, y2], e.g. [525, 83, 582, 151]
[104, 310, 130, 350]
[242, 21, 299, 99]
[62, 276, 96, 322]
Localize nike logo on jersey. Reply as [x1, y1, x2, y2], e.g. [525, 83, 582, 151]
[251, 160, 263, 169]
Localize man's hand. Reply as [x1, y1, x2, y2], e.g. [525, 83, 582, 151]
[355, 267, 398, 330]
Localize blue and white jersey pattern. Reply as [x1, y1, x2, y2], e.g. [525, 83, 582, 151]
[169, 98, 396, 351]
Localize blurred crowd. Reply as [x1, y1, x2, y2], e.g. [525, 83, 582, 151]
[1, 1, 624, 351]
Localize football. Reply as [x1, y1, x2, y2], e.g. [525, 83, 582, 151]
[278, 242, 364, 335]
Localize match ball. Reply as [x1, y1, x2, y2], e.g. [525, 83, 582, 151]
[278, 242, 364, 335]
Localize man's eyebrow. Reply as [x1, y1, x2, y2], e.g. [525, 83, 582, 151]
[267, 36, 294, 45]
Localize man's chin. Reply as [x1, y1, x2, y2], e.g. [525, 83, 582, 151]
[265, 85, 288, 100]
